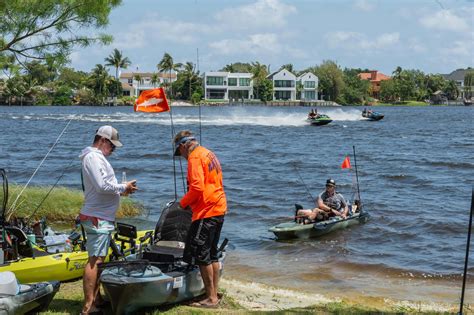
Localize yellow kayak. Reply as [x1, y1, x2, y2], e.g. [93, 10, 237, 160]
[0, 230, 152, 283]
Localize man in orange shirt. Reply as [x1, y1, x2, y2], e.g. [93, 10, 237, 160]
[173, 130, 227, 307]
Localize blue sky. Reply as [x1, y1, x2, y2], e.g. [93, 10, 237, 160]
[70, 0, 474, 76]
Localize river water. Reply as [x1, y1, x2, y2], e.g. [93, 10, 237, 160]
[0, 105, 473, 307]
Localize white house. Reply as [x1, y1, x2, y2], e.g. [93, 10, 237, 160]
[297, 72, 318, 101]
[119, 72, 177, 97]
[203, 72, 253, 101]
[267, 69, 296, 101]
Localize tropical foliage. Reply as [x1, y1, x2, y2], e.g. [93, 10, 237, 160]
[0, 0, 120, 63]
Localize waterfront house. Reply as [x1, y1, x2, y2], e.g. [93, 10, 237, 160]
[203, 72, 254, 101]
[441, 68, 473, 100]
[358, 70, 390, 99]
[267, 69, 296, 101]
[297, 72, 318, 101]
[119, 72, 177, 97]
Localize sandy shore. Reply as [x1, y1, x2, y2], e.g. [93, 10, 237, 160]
[220, 277, 462, 313]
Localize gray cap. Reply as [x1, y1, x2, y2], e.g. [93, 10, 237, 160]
[96, 125, 123, 147]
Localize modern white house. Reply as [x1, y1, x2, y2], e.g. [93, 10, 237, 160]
[441, 68, 473, 100]
[267, 69, 296, 101]
[203, 72, 253, 101]
[297, 72, 318, 101]
[119, 72, 177, 97]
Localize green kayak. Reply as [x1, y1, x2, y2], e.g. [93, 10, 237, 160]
[306, 114, 332, 126]
[269, 211, 370, 240]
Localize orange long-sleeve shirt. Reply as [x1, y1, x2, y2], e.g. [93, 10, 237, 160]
[179, 146, 227, 221]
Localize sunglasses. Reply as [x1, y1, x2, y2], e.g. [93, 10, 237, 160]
[106, 139, 116, 151]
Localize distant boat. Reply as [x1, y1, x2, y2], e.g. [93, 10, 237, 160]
[306, 114, 332, 126]
[463, 98, 473, 106]
[362, 110, 384, 121]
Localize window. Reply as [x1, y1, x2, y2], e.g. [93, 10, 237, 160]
[304, 91, 316, 100]
[228, 78, 237, 86]
[275, 91, 292, 100]
[206, 76, 225, 86]
[274, 80, 294, 88]
[207, 89, 226, 99]
[304, 81, 316, 88]
[239, 78, 251, 86]
[127, 79, 133, 84]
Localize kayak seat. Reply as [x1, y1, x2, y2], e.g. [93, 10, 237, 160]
[142, 245, 184, 263]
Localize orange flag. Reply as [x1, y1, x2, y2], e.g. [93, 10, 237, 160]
[341, 156, 351, 169]
[134, 87, 170, 113]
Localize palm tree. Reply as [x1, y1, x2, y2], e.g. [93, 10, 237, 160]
[105, 49, 131, 100]
[104, 48, 132, 80]
[151, 73, 159, 88]
[157, 52, 182, 97]
[89, 64, 110, 104]
[251, 61, 269, 100]
[133, 73, 142, 97]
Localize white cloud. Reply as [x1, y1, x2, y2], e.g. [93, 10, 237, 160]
[214, 0, 297, 30]
[325, 31, 400, 50]
[407, 38, 426, 53]
[209, 33, 280, 55]
[419, 10, 469, 32]
[114, 18, 214, 49]
[441, 40, 472, 56]
[354, 0, 374, 11]
[208, 33, 309, 61]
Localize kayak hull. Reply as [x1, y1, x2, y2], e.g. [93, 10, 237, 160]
[101, 259, 226, 314]
[269, 212, 370, 240]
[0, 281, 60, 315]
[0, 230, 151, 283]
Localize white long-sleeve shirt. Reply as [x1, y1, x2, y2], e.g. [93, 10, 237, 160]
[79, 146, 126, 221]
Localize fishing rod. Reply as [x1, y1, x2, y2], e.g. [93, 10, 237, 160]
[459, 188, 473, 315]
[24, 157, 76, 226]
[292, 163, 316, 204]
[168, 97, 178, 200]
[9, 118, 73, 213]
[352, 145, 362, 206]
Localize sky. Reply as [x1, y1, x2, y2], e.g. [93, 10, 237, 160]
[70, 0, 474, 76]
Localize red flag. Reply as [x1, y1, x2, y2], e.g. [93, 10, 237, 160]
[134, 87, 170, 113]
[341, 156, 351, 169]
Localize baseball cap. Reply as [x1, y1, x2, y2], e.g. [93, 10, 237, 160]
[173, 131, 196, 156]
[326, 178, 336, 187]
[96, 125, 123, 147]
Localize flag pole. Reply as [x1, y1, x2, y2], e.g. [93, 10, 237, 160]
[352, 146, 362, 205]
[168, 95, 178, 200]
[459, 189, 473, 315]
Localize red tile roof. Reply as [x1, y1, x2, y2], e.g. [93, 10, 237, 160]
[358, 70, 390, 82]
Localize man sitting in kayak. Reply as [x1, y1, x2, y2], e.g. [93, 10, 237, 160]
[296, 178, 349, 222]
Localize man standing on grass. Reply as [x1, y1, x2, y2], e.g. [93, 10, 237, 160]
[173, 130, 227, 308]
[79, 125, 137, 314]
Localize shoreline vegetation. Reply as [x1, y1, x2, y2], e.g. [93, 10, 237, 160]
[41, 277, 460, 314]
[6, 185, 142, 222]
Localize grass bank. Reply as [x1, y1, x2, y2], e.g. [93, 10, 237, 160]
[375, 101, 429, 106]
[40, 278, 457, 314]
[6, 185, 143, 222]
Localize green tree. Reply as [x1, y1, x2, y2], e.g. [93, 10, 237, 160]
[87, 64, 110, 104]
[150, 73, 159, 87]
[251, 61, 269, 101]
[340, 68, 370, 105]
[173, 61, 202, 101]
[310, 60, 344, 102]
[104, 48, 131, 80]
[379, 79, 398, 103]
[280, 63, 294, 74]
[157, 52, 182, 98]
[444, 80, 459, 100]
[0, 0, 120, 62]
[220, 62, 252, 73]
[464, 69, 474, 99]
[58, 67, 88, 89]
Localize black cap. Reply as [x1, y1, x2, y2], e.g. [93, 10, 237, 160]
[326, 178, 336, 187]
